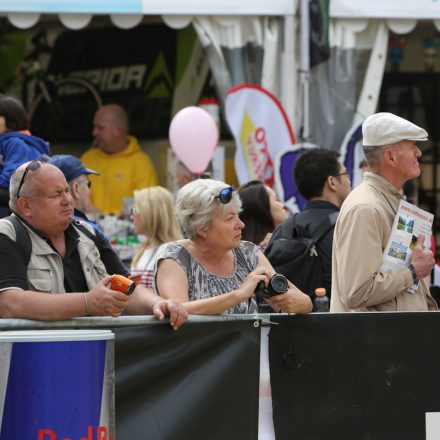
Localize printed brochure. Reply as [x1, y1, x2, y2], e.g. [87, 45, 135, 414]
[381, 199, 434, 294]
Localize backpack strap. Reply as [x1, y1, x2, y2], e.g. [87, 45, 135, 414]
[73, 221, 100, 248]
[308, 211, 339, 244]
[6, 214, 32, 267]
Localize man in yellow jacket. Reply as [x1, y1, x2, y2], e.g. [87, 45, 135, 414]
[81, 104, 158, 215]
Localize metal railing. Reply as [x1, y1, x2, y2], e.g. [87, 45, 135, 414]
[0, 313, 284, 330]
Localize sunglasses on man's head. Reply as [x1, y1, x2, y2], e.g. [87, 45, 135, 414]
[16, 154, 50, 199]
[214, 186, 236, 204]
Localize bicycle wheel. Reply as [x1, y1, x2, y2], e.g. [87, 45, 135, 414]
[29, 76, 102, 143]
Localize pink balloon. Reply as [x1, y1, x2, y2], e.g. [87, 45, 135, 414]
[169, 106, 219, 174]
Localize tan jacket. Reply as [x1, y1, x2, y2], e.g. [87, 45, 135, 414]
[330, 172, 436, 312]
[0, 216, 107, 293]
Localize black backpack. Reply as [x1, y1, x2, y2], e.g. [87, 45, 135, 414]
[264, 212, 338, 297]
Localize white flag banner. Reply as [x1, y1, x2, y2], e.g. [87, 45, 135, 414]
[225, 84, 296, 186]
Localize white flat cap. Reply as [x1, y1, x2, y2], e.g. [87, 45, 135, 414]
[362, 112, 428, 147]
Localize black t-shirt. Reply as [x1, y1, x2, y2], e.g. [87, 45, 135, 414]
[0, 222, 128, 292]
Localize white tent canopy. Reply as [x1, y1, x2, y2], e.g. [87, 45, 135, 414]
[3, 0, 296, 31]
[1, 0, 295, 20]
[331, 0, 440, 19]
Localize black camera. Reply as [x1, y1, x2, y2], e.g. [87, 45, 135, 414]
[254, 273, 289, 304]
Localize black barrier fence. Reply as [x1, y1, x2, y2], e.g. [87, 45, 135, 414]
[114, 320, 260, 440]
[1, 312, 440, 439]
[270, 312, 440, 440]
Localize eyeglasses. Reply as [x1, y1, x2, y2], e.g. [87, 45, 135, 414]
[75, 178, 91, 188]
[130, 206, 139, 216]
[334, 171, 350, 179]
[16, 155, 50, 199]
[214, 186, 236, 204]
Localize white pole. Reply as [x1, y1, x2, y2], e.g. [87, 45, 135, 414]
[280, 14, 297, 136]
[300, 0, 310, 141]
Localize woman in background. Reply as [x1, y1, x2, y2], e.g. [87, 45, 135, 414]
[130, 186, 183, 288]
[238, 180, 287, 251]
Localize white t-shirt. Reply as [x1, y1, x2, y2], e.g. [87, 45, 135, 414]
[130, 244, 163, 289]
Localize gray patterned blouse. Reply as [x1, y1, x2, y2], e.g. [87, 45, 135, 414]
[153, 240, 259, 314]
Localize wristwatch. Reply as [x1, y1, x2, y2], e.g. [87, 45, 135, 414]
[408, 263, 419, 284]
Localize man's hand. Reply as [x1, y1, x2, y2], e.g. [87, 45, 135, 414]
[152, 299, 188, 330]
[410, 233, 435, 280]
[87, 275, 129, 317]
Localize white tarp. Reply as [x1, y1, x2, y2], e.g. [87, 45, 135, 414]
[331, 0, 440, 19]
[0, 0, 295, 15]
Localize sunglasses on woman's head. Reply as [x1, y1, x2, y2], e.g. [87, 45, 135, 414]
[214, 186, 236, 204]
[16, 154, 50, 199]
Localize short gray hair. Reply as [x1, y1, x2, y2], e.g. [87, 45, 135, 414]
[363, 145, 389, 169]
[176, 178, 241, 240]
[9, 164, 37, 210]
[363, 142, 403, 169]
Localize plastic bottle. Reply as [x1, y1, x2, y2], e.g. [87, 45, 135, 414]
[313, 288, 329, 313]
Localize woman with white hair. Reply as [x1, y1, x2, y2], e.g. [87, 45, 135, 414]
[154, 179, 312, 314]
[130, 186, 183, 288]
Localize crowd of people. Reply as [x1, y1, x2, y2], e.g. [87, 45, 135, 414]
[0, 91, 437, 327]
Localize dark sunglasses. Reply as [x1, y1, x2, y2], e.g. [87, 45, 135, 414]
[214, 186, 236, 204]
[16, 155, 50, 199]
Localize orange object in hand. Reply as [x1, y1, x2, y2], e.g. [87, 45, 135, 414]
[129, 273, 142, 286]
[111, 274, 136, 295]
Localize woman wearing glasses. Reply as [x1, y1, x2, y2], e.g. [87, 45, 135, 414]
[130, 186, 183, 288]
[154, 179, 312, 314]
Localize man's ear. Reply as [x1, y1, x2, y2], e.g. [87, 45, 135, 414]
[382, 147, 397, 167]
[17, 197, 32, 217]
[70, 182, 80, 200]
[326, 175, 338, 192]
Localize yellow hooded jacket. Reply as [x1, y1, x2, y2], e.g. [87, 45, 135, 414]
[81, 135, 158, 215]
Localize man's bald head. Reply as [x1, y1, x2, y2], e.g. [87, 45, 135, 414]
[97, 104, 129, 132]
[92, 104, 130, 154]
[9, 162, 67, 210]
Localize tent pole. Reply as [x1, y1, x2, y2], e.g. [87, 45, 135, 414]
[300, 0, 311, 141]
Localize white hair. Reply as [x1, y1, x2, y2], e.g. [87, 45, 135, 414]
[9, 162, 59, 210]
[176, 178, 241, 240]
[9, 163, 37, 210]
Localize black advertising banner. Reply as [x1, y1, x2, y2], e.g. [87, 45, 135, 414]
[30, 24, 185, 142]
[114, 320, 260, 440]
[269, 313, 440, 440]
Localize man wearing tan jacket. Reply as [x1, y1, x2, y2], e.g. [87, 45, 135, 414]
[331, 112, 436, 312]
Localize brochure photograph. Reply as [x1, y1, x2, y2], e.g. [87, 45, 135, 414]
[381, 199, 434, 294]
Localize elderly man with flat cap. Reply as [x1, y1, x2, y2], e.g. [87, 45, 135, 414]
[331, 112, 436, 312]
